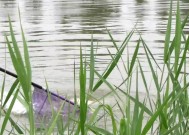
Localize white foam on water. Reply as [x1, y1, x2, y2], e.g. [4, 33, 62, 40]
[0, 91, 27, 115]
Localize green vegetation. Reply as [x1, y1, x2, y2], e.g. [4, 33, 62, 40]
[1, 0, 189, 134]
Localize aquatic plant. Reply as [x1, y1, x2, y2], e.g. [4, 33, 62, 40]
[1, 0, 189, 134]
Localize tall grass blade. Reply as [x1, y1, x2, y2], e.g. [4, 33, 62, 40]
[116, 86, 153, 116]
[1, 75, 6, 106]
[19, 8, 31, 86]
[6, 36, 28, 100]
[131, 67, 140, 135]
[79, 46, 87, 135]
[106, 29, 118, 50]
[143, 41, 161, 94]
[19, 12, 33, 132]
[89, 34, 94, 91]
[141, 39, 162, 71]
[2, 79, 19, 107]
[164, 0, 172, 62]
[107, 28, 128, 74]
[136, 103, 145, 135]
[166, 64, 187, 114]
[45, 103, 64, 135]
[8, 16, 26, 78]
[116, 99, 125, 117]
[7, 16, 34, 134]
[93, 30, 134, 91]
[162, 121, 183, 135]
[94, 69, 123, 102]
[86, 124, 113, 135]
[87, 105, 103, 125]
[165, 14, 189, 62]
[0, 87, 19, 135]
[105, 105, 117, 135]
[138, 60, 153, 110]
[128, 39, 140, 76]
[119, 118, 127, 135]
[174, 0, 182, 74]
[0, 79, 23, 134]
[8, 117, 24, 134]
[125, 76, 131, 135]
[175, 36, 189, 79]
[141, 83, 189, 135]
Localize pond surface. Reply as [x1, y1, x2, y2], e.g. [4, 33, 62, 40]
[0, 0, 189, 96]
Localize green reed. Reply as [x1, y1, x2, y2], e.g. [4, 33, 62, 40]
[1, 0, 189, 134]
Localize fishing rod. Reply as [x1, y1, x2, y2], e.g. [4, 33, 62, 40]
[0, 67, 75, 105]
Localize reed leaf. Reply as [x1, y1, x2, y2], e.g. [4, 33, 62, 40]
[164, 0, 172, 62]
[119, 118, 127, 135]
[107, 28, 128, 74]
[79, 46, 87, 135]
[142, 40, 161, 95]
[87, 105, 103, 125]
[93, 30, 134, 91]
[165, 13, 189, 62]
[175, 36, 189, 79]
[0, 74, 6, 107]
[128, 39, 140, 76]
[8, 16, 26, 78]
[86, 124, 113, 135]
[135, 103, 145, 135]
[0, 87, 19, 135]
[45, 103, 64, 135]
[141, 83, 189, 135]
[138, 60, 153, 110]
[116, 86, 153, 116]
[141, 39, 162, 71]
[8, 117, 24, 134]
[105, 105, 117, 135]
[161, 121, 183, 135]
[131, 67, 140, 135]
[174, 0, 182, 74]
[2, 79, 19, 107]
[6, 36, 29, 100]
[89, 34, 94, 91]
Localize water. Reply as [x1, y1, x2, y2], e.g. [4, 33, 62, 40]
[0, 0, 189, 133]
[0, 0, 189, 95]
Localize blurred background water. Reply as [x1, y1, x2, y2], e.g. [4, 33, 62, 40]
[0, 0, 188, 97]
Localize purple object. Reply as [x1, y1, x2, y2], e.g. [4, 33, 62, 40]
[32, 87, 79, 116]
[0, 67, 78, 115]
[0, 67, 79, 125]
[32, 87, 80, 127]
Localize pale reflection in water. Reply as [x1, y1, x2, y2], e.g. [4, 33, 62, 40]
[0, 0, 188, 112]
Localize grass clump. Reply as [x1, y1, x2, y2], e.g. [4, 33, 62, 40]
[1, 0, 189, 134]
